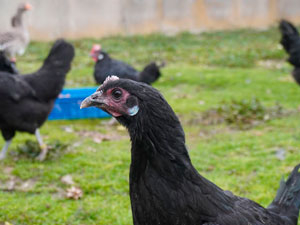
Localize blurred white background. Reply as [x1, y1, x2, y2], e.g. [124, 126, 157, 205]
[0, 0, 300, 40]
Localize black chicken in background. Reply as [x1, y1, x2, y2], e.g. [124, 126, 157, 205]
[279, 20, 300, 85]
[0, 39, 74, 161]
[90, 44, 163, 84]
[0, 51, 18, 74]
[81, 76, 300, 225]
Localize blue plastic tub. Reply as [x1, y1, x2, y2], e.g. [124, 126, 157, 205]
[48, 87, 111, 120]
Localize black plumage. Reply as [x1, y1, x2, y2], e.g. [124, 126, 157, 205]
[0, 39, 74, 160]
[279, 20, 300, 85]
[90, 45, 162, 84]
[0, 51, 18, 74]
[81, 77, 300, 225]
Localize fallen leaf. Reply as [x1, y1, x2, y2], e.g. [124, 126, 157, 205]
[66, 186, 83, 200]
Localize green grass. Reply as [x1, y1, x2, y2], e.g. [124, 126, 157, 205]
[1, 27, 300, 224]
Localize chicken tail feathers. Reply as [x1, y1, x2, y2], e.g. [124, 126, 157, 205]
[268, 164, 300, 223]
[24, 39, 75, 101]
[39, 39, 75, 74]
[279, 20, 299, 52]
[138, 62, 162, 85]
[279, 20, 300, 67]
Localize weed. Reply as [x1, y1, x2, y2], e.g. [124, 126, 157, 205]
[216, 98, 284, 127]
[199, 98, 286, 129]
[12, 140, 68, 160]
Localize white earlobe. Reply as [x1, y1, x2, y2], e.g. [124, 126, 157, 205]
[128, 105, 139, 116]
[98, 54, 104, 60]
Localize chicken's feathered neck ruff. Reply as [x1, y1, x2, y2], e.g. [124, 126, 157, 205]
[12, 5, 29, 29]
[100, 78, 192, 174]
[115, 82, 235, 225]
[118, 84, 193, 180]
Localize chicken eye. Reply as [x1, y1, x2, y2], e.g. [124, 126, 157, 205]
[112, 88, 122, 100]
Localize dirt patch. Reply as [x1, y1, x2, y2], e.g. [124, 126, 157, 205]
[0, 176, 37, 192]
[77, 129, 127, 144]
[256, 59, 285, 69]
[3, 167, 13, 174]
[11, 140, 68, 160]
[187, 98, 294, 129]
[278, 75, 294, 83]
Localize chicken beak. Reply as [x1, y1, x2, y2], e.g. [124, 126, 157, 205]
[80, 91, 105, 109]
[80, 96, 92, 109]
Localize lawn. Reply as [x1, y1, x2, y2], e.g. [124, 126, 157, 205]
[1, 27, 300, 224]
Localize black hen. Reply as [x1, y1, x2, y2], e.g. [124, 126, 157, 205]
[0, 39, 74, 161]
[90, 44, 162, 85]
[0, 51, 18, 74]
[81, 77, 300, 225]
[279, 20, 300, 84]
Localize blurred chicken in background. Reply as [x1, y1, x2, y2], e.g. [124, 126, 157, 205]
[90, 44, 164, 85]
[279, 20, 300, 85]
[0, 3, 32, 63]
[0, 40, 74, 161]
